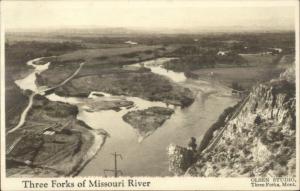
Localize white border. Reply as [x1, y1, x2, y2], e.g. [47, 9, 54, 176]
[0, 0, 299, 190]
[295, 0, 300, 188]
[0, 0, 7, 188]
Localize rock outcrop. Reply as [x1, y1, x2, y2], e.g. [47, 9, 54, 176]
[168, 66, 296, 177]
[168, 144, 196, 176]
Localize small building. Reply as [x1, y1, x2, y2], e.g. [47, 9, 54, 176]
[217, 50, 230, 56]
[24, 160, 32, 165]
[43, 130, 55, 136]
[125, 40, 138, 45]
[260, 51, 273, 55]
[43, 127, 56, 142]
[269, 48, 283, 54]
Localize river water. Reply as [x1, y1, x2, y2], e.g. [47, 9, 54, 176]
[15, 57, 238, 177]
[15, 57, 50, 93]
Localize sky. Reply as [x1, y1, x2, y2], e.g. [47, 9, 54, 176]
[2, 0, 297, 32]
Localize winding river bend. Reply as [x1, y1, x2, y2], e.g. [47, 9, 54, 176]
[14, 57, 238, 177]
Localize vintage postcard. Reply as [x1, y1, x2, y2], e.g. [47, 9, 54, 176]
[0, 0, 299, 190]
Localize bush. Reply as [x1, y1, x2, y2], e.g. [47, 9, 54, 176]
[254, 115, 262, 125]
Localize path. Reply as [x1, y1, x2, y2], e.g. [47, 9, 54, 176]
[7, 93, 36, 134]
[7, 62, 85, 135]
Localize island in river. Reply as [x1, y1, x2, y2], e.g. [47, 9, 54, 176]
[123, 107, 175, 141]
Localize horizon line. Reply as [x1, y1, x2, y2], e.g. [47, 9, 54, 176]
[5, 25, 295, 34]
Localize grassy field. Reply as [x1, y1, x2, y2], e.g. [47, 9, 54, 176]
[277, 54, 295, 68]
[56, 45, 176, 68]
[192, 66, 284, 90]
[6, 95, 96, 177]
[191, 53, 294, 90]
[58, 45, 160, 59]
[239, 53, 279, 67]
[51, 67, 194, 107]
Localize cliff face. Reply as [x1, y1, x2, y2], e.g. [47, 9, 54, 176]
[169, 66, 296, 177]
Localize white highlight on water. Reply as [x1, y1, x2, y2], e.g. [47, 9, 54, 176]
[130, 58, 187, 83]
[15, 58, 50, 93]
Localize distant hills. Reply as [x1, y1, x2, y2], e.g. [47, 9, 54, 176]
[6, 25, 294, 36]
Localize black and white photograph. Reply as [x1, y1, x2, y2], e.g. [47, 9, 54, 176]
[1, 0, 299, 190]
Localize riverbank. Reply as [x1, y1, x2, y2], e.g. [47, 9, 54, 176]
[6, 94, 109, 177]
[5, 84, 30, 131]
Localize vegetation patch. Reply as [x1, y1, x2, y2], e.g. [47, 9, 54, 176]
[122, 107, 174, 139]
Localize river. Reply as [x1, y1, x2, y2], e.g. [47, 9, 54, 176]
[8, 58, 50, 134]
[78, 58, 238, 176]
[14, 57, 238, 177]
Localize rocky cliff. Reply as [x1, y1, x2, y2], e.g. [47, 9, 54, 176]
[168, 66, 296, 177]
